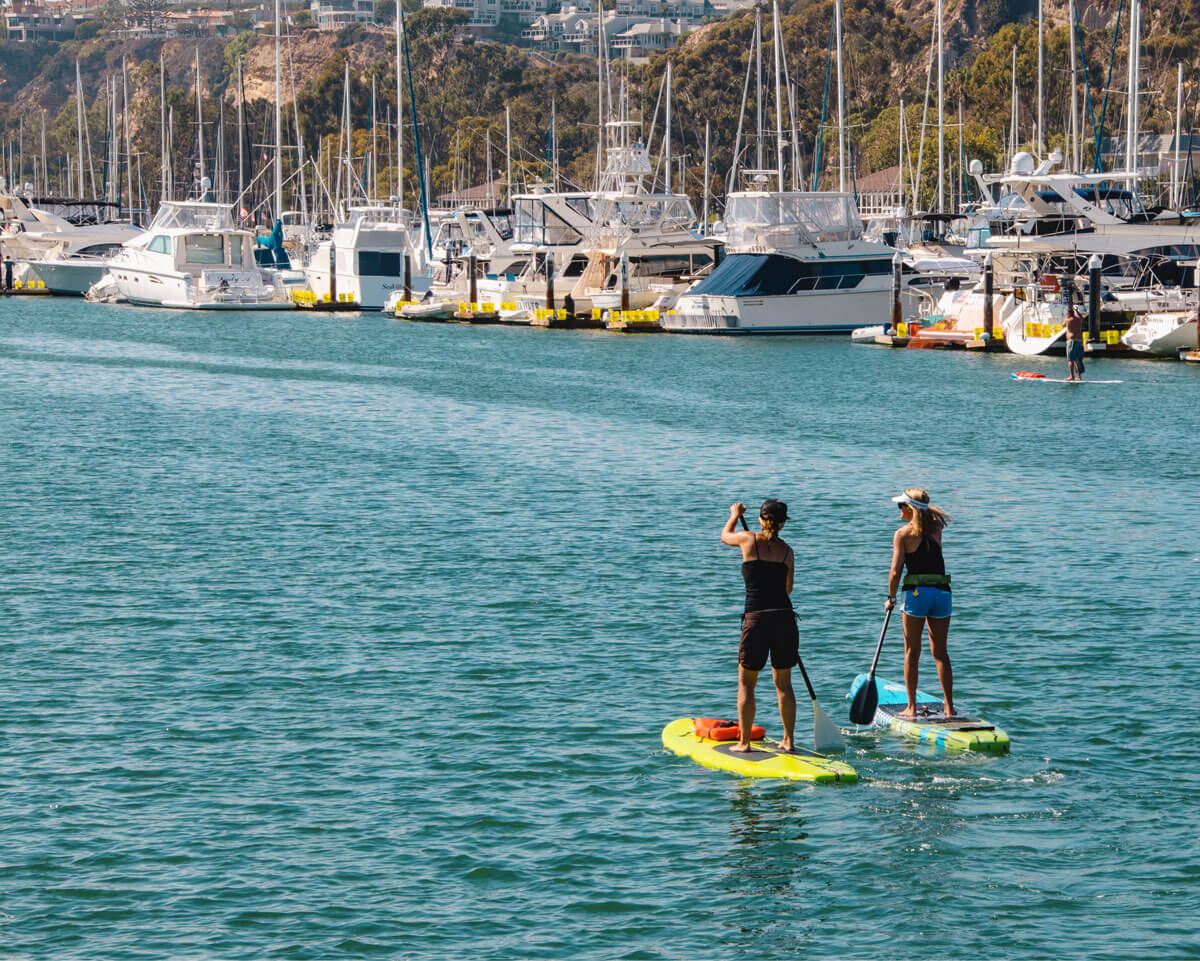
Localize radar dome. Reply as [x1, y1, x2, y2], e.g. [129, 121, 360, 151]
[968, 159, 983, 176]
[1010, 151, 1036, 176]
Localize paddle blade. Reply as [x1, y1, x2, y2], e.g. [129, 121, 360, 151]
[849, 677, 879, 726]
[812, 701, 846, 753]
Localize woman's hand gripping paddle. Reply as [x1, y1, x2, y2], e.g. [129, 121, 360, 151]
[849, 608, 892, 726]
[740, 516, 846, 753]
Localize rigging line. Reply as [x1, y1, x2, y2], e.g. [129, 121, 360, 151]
[1094, 0, 1123, 171]
[812, 14, 834, 191]
[1073, 3, 1099, 166]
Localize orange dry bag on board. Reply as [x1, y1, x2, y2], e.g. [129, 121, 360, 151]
[693, 718, 766, 741]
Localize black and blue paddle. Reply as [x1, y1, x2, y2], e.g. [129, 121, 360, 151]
[849, 608, 892, 725]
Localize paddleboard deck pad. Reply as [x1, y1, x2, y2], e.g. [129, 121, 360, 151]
[661, 718, 857, 783]
[847, 676, 1010, 754]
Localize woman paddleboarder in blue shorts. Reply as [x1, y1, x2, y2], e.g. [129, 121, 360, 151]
[885, 488, 955, 718]
[721, 499, 798, 753]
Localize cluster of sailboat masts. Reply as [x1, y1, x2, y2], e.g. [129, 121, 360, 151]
[3, 0, 1200, 356]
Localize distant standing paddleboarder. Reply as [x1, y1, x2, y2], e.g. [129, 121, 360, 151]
[885, 489, 955, 718]
[721, 500, 798, 753]
[1065, 299, 1086, 381]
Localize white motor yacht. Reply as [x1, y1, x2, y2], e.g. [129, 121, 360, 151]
[0, 189, 140, 295]
[87, 201, 291, 309]
[667, 185, 894, 333]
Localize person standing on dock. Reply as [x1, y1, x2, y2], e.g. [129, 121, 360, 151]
[721, 500, 798, 753]
[1064, 298, 1086, 381]
[885, 489, 955, 719]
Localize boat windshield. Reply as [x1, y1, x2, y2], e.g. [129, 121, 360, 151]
[150, 202, 234, 232]
[513, 197, 587, 246]
[724, 193, 863, 248]
[594, 195, 695, 230]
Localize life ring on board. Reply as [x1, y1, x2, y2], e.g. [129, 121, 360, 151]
[693, 718, 767, 741]
[1012, 370, 1046, 379]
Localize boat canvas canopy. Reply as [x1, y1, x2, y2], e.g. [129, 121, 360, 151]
[725, 192, 863, 249]
[687, 252, 889, 297]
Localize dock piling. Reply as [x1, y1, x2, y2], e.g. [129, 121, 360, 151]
[983, 253, 994, 338]
[891, 252, 902, 332]
[1088, 254, 1102, 343]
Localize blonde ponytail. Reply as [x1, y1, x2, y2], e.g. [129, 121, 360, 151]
[904, 487, 949, 537]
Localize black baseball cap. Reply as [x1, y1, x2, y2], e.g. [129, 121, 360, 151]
[760, 499, 788, 521]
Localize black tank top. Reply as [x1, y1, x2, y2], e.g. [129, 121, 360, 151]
[904, 535, 947, 580]
[742, 536, 792, 613]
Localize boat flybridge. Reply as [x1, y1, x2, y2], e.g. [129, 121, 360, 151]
[667, 174, 895, 333]
[87, 200, 291, 309]
[303, 204, 429, 310]
[478, 130, 715, 319]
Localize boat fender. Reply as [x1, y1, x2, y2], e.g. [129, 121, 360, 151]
[693, 718, 767, 741]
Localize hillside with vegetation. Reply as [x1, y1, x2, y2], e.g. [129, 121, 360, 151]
[1, 0, 1198, 218]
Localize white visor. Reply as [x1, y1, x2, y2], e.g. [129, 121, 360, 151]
[891, 493, 930, 511]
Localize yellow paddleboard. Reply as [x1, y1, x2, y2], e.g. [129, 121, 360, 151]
[661, 718, 858, 783]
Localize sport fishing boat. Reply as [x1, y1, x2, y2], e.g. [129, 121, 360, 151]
[86, 200, 291, 309]
[666, 182, 894, 333]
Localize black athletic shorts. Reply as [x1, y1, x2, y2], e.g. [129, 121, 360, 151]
[739, 609, 799, 671]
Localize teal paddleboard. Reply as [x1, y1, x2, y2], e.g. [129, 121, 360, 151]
[848, 675, 1009, 754]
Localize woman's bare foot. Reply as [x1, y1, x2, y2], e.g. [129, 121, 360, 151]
[777, 740, 795, 753]
[943, 703, 957, 718]
[729, 742, 754, 753]
[896, 706, 919, 719]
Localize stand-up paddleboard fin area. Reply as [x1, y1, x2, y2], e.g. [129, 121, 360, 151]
[846, 676, 1010, 754]
[661, 718, 858, 783]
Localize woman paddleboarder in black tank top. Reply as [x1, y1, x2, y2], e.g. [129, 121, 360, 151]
[885, 488, 955, 718]
[721, 499, 798, 753]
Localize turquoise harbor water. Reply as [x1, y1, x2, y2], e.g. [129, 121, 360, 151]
[0, 298, 1197, 959]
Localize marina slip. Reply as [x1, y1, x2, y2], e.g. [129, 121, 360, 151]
[0, 296, 1196, 959]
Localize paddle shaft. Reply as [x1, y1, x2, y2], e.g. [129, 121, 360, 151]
[866, 607, 892, 680]
[737, 514, 818, 701]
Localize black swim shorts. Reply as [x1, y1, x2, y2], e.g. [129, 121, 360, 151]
[738, 610, 799, 671]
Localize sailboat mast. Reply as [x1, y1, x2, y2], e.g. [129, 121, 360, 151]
[665, 60, 672, 193]
[1174, 62, 1183, 208]
[123, 58, 133, 220]
[772, 0, 784, 190]
[237, 58, 245, 212]
[835, 0, 846, 192]
[1068, 0, 1078, 169]
[755, 10, 763, 171]
[76, 60, 85, 197]
[935, 0, 943, 211]
[1124, 0, 1138, 182]
[160, 53, 169, 204]
[395, 0, 404, 203]
[1037, 0, 1044, 155]
[274, 0, 283, 220]
[195, 49, 205, 188]
[343, 60, 352, 211]
[702, 119, 710, 236]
